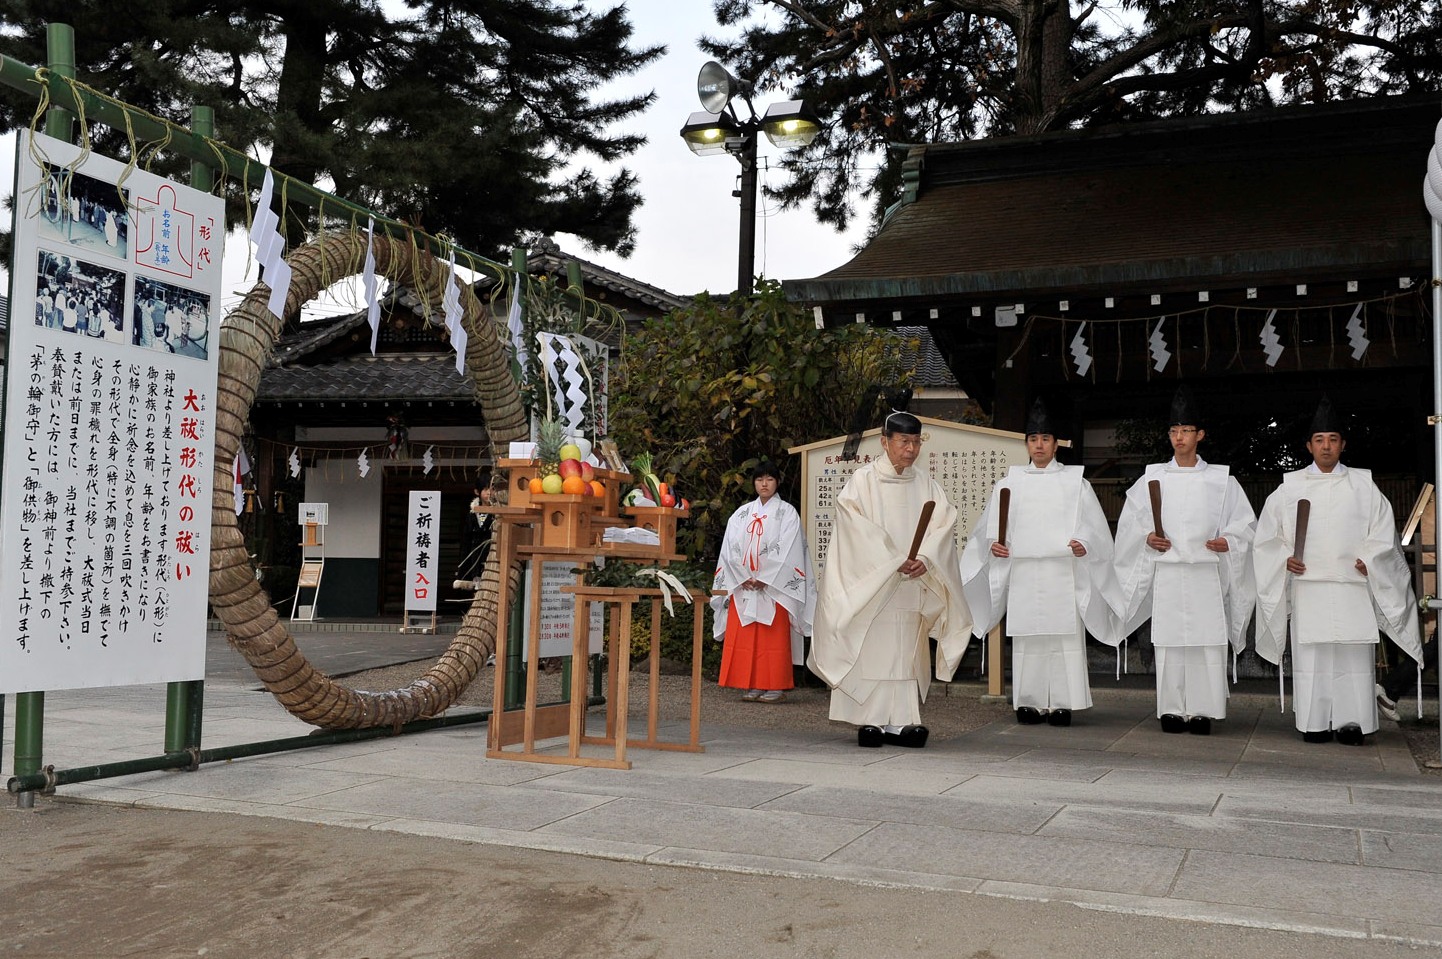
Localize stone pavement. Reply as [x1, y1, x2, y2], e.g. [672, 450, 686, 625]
[5, 624, 1442, 948]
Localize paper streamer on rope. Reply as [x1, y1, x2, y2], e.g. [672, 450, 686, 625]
[357, 449, 371, 479]
[1426, 119, 1442, 222]
[1345, 303, 1369, 360]
[248, 169, 292, 321]
[422, 445, 435, 475]
[1069, 322, 1092, 377]
[635, 568, 693, 617]
[442, 249, 466, 374]
[1260, 309, 1283, 367]
[535, 331, 591, 434]
[1148, 317, 1171, 372]
[507, 282, 529, 372]
[233, 447, 251, 516]
[288, 447, 302, 478]
[363, 217, 380, 355]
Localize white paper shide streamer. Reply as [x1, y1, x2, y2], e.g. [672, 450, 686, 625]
[289, 447, 302, 479]
[1345, 303, 1369, 360]
[535, 331, 592, 435]
[508, 282, 529, 372]
[1148, 318, 1171, 372]
[358, 449, 371, 478]
[442, 249, 467, 374]
[1069, 321, 1092, 377]
[422, 445, 435, 475]
[1260, 308, 1283, 367]
[363, 217, 381, 355]
[247, 169, 292, 321]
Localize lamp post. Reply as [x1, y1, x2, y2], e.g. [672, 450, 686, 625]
[680, 62, 821, 295]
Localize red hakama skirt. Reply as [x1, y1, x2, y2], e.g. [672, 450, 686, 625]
[718, 602, 794, 690]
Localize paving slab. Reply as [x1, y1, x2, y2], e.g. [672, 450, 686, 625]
[824, 820, 1185, 896]
[1215, 793, 1442, 835]
[1172, 848, 1442, 927]
[1359, 828, 1442, 874]
[523, 765, 806, 808]
[942, 773, 1226, 815]
[535, 795, 878, 861]
[291, 776, 614, 831]
[1038, 806, 1361, 864]
[707, 756, 978, 795]
[759, 784, 1061, 835]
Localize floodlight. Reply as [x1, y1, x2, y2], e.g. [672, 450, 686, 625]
[680, 110, 740, 157]
[697, 60, 743, 114]
[761, 100, 822, 148]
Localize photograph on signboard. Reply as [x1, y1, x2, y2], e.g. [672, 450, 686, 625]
[132, 275, 212, 360]
[1, 130, 225, 695]
[36, 163, 130, 258]
[34, 249, 128, 342]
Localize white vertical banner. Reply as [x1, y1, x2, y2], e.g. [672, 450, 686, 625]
[403, 490, 442, 613]
[0, 132, 224, 694]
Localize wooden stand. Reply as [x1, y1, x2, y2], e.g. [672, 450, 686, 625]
[484, 487, 702, 770]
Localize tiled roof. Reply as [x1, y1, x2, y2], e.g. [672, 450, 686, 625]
[527, 237, 692, 312]
[786, 96, 1436, 314]
[257, 353, 475, 403]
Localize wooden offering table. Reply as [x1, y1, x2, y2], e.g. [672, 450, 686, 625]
[560, 584, 707, 766]
[484, 467, 703, 769]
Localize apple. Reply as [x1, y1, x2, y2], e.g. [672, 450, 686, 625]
[660, 493, 676, 508]
[558, 459, 582, 479]
[559, 443, 582, 461]
[579, 461, 595, 482]
[540, 473, 564, 495]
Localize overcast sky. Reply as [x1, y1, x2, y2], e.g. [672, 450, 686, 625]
[557, 0, 873, 298]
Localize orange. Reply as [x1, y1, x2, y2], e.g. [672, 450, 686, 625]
[589, 480, 605, 498]
[561, 475, 587, 495]
[528, 477, 543, 494]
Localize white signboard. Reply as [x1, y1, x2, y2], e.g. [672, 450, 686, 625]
[403, 491, 442, 612]
[0, 132, 225, 693]
[523, 561, 603, 658]
[791, 417, 1043, 578]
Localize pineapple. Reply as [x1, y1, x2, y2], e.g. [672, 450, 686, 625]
[536, 416, 565, 478]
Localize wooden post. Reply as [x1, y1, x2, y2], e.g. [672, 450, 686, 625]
[987, 624, 1005, 698]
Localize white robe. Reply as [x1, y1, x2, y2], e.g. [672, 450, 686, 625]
[809, 458, 973, 727]
[710, 495, 816, 664]
[960, 460, 1122, 710]
[1254, 463, 1422, 733]
[1113, 458, 1256, 719]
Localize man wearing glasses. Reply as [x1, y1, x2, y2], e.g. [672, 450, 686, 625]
[1113, 387, 1256, 735]
[810, 409, 973, 748]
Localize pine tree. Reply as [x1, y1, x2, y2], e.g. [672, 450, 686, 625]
[0, 0, 663, 266]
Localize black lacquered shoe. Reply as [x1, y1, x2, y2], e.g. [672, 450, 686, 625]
[1046, 708, 1072, 727]
[1188, 716, 1212, 736]
[1160, 713, 1187, 734]
[897, 725, 929, 748]
[1016, 706, 1044, 725]
[858, 725, 884, 748]
[1302, 729, 1334, 744]
[1336, 723, 1365, 746]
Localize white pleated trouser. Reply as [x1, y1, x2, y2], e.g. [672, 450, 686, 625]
[1012, 621, 1092, 711]
[829, 581, 929, 727]
[1154, 645, 1229, 719]
[1292, 641, 1378, 734]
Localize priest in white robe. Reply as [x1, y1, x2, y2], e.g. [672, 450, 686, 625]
[961, 398, 1122, 726]
[1253, 397, 1422, 745]
[1113, 387, 1256, 735]
[809, 411, 973, 748]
